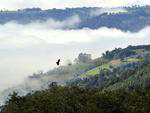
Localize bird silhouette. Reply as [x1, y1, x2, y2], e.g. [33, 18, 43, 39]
[56, 59, 60, 66]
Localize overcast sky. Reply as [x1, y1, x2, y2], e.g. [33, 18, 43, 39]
[0, 0, 150, 10]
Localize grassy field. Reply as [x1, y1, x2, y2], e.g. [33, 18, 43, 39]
[135, 49, 150, 54]
[144, 10, 150, 14]
[80, 57, 140, 78]
[55, 63, 92, 75]
[80, 64, 110, 78]
[80, 64, 111, 78]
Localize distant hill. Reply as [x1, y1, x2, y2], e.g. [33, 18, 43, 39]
[0, 45, 150, 112]
[0, 6, 150, 32]
[68, 45, 150, 90]
[2, 45, 150, 96]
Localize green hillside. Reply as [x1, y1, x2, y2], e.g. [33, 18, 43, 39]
[46, 45, 150, 80]
[35, 45, 150, 88]
[80, 57, 139, 78]
[68, 45, 150, 90]
[1, 45, 150, 113]
[105, 60, 150, 91]
[88, 47, 149, 77]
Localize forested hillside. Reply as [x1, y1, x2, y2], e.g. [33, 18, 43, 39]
[0, 6, 150, 31]
[68, 45, 150, 90]
[1, 83, 150, 113]
[0, 45, 150, 112]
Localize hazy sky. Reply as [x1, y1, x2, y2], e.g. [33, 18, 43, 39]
[0, 0, 150, 10]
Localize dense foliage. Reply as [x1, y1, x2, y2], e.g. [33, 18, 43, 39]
[102, 45, 150, 60]
[1, 84, 150, 113]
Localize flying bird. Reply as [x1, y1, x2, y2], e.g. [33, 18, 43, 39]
[56, 59, 60, 66]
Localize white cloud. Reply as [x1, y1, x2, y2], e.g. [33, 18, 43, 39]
[0, 0, 150, 10]
[0, 15, 81, 48]
[90, 7, 127, 16]
[30, 15, 80, 29]
[0, 20, 150, 48]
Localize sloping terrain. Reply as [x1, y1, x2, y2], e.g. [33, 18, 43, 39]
[1, 45, 150, 105]
[19, 45, 150, 91]
[0, 45, 150, 112]
[68, 45, 150, 90]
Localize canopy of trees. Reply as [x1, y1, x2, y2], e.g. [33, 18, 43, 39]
[1, 84, 150, 113]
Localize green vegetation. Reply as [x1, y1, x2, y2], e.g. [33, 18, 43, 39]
[79, 45, 150, 78]
[80, 57, 140, 78]
[1, 45, 150, 113]
[81, 64, 110, 78]
[105, 60, 150, 90]
[1, 85, 150, 113]
[135, 49, 150, 54]
[43, 45, 150, 80]
[54, 63, 91, 75]
[144, 9, 150, 14]
[69, 60, 150, 90]
[125, 57, 139, 62]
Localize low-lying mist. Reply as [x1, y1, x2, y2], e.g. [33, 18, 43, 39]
[0, 18, 150, 105]
[90, 7, 127, 17]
